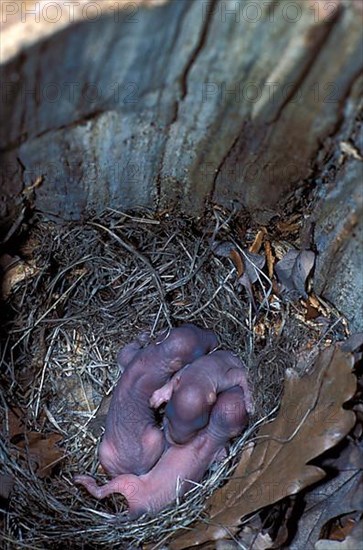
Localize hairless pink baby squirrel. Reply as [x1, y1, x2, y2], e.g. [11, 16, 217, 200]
[150, 349, 253, 445]
[93, 324, 218, 477]
[74, 386, 248, 519]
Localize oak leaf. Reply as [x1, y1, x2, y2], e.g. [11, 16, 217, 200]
[314, 519, 363, 549]
[290, 439, 362, 549]
[170, 347, 356, 548]
[275, 248, 315, 299]
[212, 241, 244, 277]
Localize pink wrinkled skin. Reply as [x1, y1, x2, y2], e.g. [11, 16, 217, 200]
[150, 350, 253, 444]
[97, 324, 218, 476]
[74, 386, 247, 519]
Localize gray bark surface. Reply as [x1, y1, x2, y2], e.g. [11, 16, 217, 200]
[0, 0, 362, 328]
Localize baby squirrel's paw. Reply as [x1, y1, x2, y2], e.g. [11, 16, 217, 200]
[74, 474, 103, 498]
[149, 388, 165, 408]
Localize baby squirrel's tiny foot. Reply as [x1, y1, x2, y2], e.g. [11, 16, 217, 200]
[149, 387, 170, 408]
[74, 475, 102, 498]
[149, 389, 164, 408]
[245, 392, 255, 415]
[213, 446, 228, 463]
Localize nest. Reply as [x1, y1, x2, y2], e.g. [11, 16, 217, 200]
[0, 207, 346, 548]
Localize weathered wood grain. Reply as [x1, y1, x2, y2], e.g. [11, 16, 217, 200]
[1, 0, 362, 220]
[312, 75, 363, 332]
[0, 0, 362, 329]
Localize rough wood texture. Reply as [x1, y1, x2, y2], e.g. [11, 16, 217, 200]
[1, 0, 362, 218]
[311, 75, 363, 332]
[0, 0, 362, 328]
[315, 156, 363, 332]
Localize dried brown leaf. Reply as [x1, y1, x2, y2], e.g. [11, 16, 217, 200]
[212, 241, 267, 290]
[309, 294, 321, 309]
[6, 407, 26, 439]
[315, 519, 363, 549]
[249, 228, 267, 255]
[1, 259, 38, 300]
[276, 222, 301, 235]
[305, 301, 320, 321]
[212, 241, 244, 278]
[15, 432, 64, 478]
[170, 347, 356, 548]
[305, 294, 328, 321]
[275, 248, 315, 299]
[230, 249, 244, 278]
[328, 517, 359, 542]
[238, 250, 266, 306]
[264, 240, 274, 279]
[289, 439, 363, 549]
[212, 241, 235, 258]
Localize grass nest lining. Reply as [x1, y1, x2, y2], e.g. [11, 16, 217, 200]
[0, 207, 346, 549]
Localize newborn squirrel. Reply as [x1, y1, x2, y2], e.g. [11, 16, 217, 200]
[75, 386, 248, 518]
[150, 349, 253, 444]
[92, 324, 218, 476]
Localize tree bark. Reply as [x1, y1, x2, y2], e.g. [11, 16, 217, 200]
[0, 0, 362, 328]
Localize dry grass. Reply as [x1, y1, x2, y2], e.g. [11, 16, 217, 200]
[0, 207, 346, 549]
